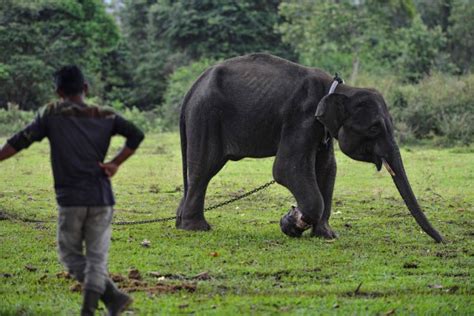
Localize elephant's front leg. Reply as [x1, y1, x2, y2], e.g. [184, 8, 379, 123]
[312, 140, 338, 239]
[274, 151, 324, 238]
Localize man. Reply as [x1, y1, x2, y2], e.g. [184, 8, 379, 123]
[0, 65, 144, 315]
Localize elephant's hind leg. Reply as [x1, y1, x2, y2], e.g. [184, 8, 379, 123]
[176, 116, 226, 231]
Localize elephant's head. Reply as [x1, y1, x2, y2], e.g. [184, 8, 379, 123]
[315, 88, 444, 243]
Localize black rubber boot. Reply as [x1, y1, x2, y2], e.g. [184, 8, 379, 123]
[81, 290, 101, 316]
[101, 279, 133, 316]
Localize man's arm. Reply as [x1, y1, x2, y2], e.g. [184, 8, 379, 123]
[99, 114, 145, 178]
[0, 143, 18, 162]
[99, 146, 136, 177]
[0, 109, 48, 162]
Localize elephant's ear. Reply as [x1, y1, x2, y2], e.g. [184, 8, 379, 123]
[315, 93, 349, 138]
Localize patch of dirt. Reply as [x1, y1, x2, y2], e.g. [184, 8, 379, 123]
[110, 273, 126, 282]
[107, 269, 199, 294]
[0, 211, 8, 220]
[70, 282, 82, 292]
[25, 264, 38, 272]
[148, 184, 160, 194]
[435, 251, 458, 259]
[345, 282, 385, 298]
[128, 268, 142, 280]
[148, 271, 212, 281]
[56, 271, 72, 279]
[403, 262, 418, 269]
[121, 282, 196, 294]
[345, 290, 385, 298]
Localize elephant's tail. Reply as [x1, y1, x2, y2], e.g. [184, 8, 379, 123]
[179, 111, 188, 197]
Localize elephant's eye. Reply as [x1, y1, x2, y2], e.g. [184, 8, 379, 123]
[368, 124, 380, 135]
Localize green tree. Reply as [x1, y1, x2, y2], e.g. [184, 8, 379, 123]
[0, 0, 119, 109]
[119, 0, 294, 110]
[277, 0, 447, 83]
[161, 58, 218, 129]
[449, 0, 474, 73]
[149, 0, 294, 60]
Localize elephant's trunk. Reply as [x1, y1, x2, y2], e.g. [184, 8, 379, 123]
[384, 149, 444, 243]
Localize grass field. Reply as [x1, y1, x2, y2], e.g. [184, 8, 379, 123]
[1, 133, 473, 315]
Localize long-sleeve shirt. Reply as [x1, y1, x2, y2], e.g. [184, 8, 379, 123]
[7, 101, 144, 207]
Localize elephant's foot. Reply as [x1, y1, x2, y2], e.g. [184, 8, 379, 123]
[176, 217, 211, 231]
[312, 222, 338, 239]
[280, 205, 311, 238]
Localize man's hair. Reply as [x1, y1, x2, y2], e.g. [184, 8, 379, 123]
[53, 65, 85, 96]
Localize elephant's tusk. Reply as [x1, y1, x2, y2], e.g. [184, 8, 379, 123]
[382, 158, 396, 176]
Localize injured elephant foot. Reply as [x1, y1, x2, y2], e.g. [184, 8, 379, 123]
[280, 205, 311, 237]
[176, 218, 211, 231]
[311, 222, 338, 239]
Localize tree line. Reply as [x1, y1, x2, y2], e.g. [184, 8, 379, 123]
[0, 0, 472, 144]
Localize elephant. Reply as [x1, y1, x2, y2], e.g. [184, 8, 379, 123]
[175, 53, 444, 243]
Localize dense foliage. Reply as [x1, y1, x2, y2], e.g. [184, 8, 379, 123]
[0, 0, 119, 109]
[0, 0, 472, 145]
[277, 0, 451, 83]
[161, 58, 219, 130]
[119, 0, 294, 109]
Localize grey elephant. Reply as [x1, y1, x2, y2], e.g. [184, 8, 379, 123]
[175, 53, 444, 243]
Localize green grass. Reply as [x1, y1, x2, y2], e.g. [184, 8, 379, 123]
[1, 133, 473, 315]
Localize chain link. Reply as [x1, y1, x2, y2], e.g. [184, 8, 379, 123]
[4, 180, 276, 226]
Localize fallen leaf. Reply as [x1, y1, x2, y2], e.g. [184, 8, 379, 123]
[56, 271, 71, 279]
[148, 271, 162, 278]
[141, 239, 151, 247]
[209, 252, 219, 257]
[128, 268, 142, 280]
[25, 265, 37, 272]
[193, 272, 211, 280]
[109, 273, 126, 283]
[445, 285, 459, 293]
[70, 282, 82, 292]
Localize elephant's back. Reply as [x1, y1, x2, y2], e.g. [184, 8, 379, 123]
[214, 54, 314, 104]
[181, 54, 328, 159]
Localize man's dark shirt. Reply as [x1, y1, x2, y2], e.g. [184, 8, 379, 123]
[7, 101, 144, 207]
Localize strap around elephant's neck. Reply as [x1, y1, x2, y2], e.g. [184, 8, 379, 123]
[321, 73, 344, 148]
[328, 73, 344, 95]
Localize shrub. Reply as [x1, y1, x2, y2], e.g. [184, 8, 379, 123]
[0, 101, 164, 137]
[0, 104, 35, 136]
[121, 106, 164, 134]
[388, 73, 474, 146]
[161, 59, 219, 130]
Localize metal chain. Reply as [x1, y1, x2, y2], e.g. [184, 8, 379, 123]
[3, 180, 276, 226]
[203, 180, 276, 211]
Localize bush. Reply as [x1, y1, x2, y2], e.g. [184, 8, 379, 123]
[109, 100, 164, 133]
[121, 107, 164, 134]
[0, 102, 164, 137]
[388, 73, 474, 146]
[0, 105, 35, 136]
[161, 59, 219, 130]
